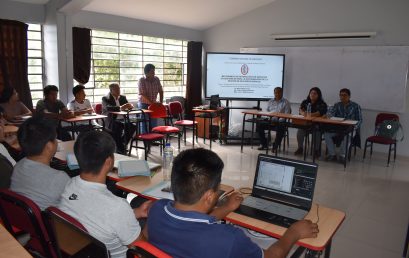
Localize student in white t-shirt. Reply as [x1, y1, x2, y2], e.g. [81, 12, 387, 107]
[67, 85, 94, 115]
[67, 85, 99, 130]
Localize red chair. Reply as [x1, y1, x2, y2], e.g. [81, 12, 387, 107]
[95, 103, 103, 115]
[0, 189, 58, 258]
[128, 109, 165, 160]
[168, 101, 198, 146]
[363, 113, 399, 166]
[127, 241, 172, 258]
[44, 207, 110, 258]
[149, 103, 181, 150]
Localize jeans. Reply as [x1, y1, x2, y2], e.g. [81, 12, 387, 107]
[137, 102, 158, 133]
[324, 132, 346, 157]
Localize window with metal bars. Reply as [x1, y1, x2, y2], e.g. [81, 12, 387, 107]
[27, 23, 44, 106]
[77, 30, 188, 104]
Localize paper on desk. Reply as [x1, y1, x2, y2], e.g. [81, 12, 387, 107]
[342, 120, 358, 125]
[142, 181, 174, 200]
[330, 117, 345, 121]
[113, 154, 161, 170]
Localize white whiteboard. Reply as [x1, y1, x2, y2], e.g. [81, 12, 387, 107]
[241, 46, 409, 112]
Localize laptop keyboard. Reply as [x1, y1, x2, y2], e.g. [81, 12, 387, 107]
[234, 196, 307, 228]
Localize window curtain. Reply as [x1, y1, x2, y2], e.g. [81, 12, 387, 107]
[185, 41, 203, 118]
[72, 27, 91, 84]
[0, 19, 32, 109]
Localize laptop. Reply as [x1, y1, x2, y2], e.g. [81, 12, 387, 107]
[235, 154, 318, 228]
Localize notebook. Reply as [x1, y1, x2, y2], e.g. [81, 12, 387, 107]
[117, 160, 151, 177]
[235, 154, 318, 228]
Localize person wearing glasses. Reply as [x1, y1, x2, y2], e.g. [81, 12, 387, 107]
[324, 88, 362, 163]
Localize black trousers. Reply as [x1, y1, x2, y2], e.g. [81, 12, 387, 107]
[111, 120, 136, 153]
[257, 120, 286, 148]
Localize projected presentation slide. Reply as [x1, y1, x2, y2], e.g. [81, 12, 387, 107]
[206, 53, 284, 99]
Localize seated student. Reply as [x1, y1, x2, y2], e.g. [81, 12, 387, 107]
[36, 85, 74, 141]
[148, 148, 319, 258]
[324, 88, 362, 162]
[67, 85, 94, 115]
[257, 87, 291, 151]
[10, 116, 70, 210]
[58, 131, 151, 258]
[102, 83, 134, 154]
[0, 87, 32, 124]
[0, 117, 16, 189]
[294, 87, 327, 157]
[67, 85, 98, 132]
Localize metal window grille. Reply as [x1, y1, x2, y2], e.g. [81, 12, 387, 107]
[77, 30, 188, 103]
[27, 23, 44, 106]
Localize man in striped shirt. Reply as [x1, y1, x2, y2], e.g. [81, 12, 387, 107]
[138, 64, 163, 131]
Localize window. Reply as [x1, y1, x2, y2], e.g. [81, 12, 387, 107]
[27, 24, 44, 106]
[78, 30, 188, 103]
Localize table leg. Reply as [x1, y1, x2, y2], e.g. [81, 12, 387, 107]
[324, 239, 332, 258]
[312, 126, 316, 163]
[251, 115, 255, 148]
[241, 114, 246, 152]
[210, 116, 213, 149]
[70, 122, 76, 139]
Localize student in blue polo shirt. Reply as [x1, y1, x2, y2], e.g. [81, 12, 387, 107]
[147, 148, 319, 258]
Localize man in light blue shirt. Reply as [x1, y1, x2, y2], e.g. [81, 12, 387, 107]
[324, 88, 362, 162]
[257, 87, 291, 151]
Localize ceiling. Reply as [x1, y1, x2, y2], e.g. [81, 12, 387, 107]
[7, 0, 276, 30]
[8, 0, 49, 4]
[81, 0, 276, 30]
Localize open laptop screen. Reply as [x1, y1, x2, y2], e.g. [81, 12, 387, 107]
[252, 155, 318, 210]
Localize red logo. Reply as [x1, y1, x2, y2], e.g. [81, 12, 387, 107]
[241, 64, 249, 75]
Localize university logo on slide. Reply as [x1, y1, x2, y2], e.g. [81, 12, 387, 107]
[241, 64, 249, 75]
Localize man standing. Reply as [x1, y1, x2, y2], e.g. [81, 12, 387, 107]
[257, 87, 291, 151]
[102, 83, 134, 154]
[138, 64, 163, 131]
[324, 88, 362, 162]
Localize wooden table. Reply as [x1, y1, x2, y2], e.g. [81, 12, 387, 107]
[117, 172, 345, 258]
[192, 108, 225, 149]
[240, 111, 358, 167]
[226, 202, 345, 257]
[116, 172, 234, 200]
[54, 140, 161, 182]
[0, 224, 32, 258]
[109, 109, 153, 144]
[59, 114, 107, 138]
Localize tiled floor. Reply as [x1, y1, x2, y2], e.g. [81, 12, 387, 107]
[131, 136, 409, 258]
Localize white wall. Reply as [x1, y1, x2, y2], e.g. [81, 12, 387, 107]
[203, 0, 409, 156]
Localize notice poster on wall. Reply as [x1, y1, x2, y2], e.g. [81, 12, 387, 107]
[206, 53, 285, 100]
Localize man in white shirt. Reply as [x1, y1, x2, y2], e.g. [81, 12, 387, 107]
[257, 87, 291, 151]
[58, 131, 151, 258]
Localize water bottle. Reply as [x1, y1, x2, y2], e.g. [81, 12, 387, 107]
[306, 103, 312, 117]
[162, 143, 174, 181]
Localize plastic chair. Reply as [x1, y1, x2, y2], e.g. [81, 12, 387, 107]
[95, 103, 103, 115]
[363, 113, 399, 166]
[169, 101, 198, 146]
[128, 109, 165, 160]
[127, 241, 171, 258]
[0, 189, 58, 258]
[44, 207, 110, 258]
[149, 103, 181, 149]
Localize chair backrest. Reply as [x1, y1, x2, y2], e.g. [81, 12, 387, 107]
[44, 207, 110, 258]
[169, 96, 185, 110]
[127, 241, 171, 258]
[375, 113, 399, 127]
[148, 103, 168, 119]
[0, 189, 58, 258]
[168, 101, 184, 120]
[95, 103, 103, 115]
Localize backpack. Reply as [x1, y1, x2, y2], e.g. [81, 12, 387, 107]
[376, 120, 404, 141]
